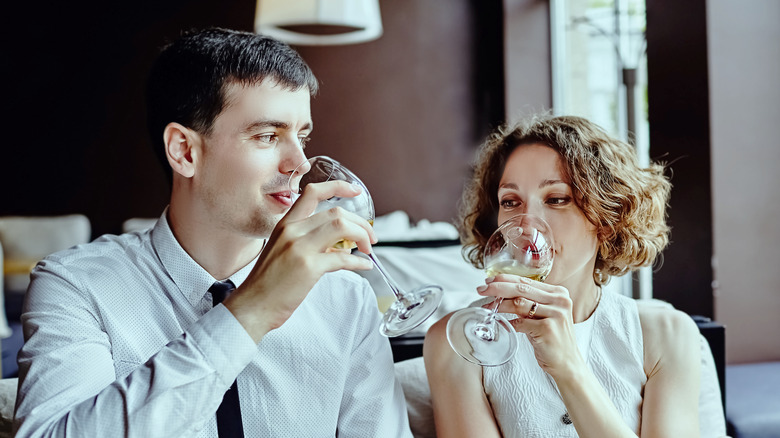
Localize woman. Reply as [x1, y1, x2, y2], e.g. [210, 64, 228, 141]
[424, 115, 701, 437]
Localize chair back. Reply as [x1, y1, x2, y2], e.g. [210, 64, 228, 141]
[0, 214, 91, 294]
[121, 217, 157, 234]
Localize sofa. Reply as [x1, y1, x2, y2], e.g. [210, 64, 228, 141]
[0, 212, 743, 437]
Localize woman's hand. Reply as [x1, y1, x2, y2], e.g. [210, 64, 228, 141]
[476, 274, 584, 378]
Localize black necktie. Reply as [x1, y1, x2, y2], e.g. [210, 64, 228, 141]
[209, 280, 244, 438]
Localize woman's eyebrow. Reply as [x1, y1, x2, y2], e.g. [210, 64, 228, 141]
[498, 180, 568, 190]
[539, 179, 568, 188]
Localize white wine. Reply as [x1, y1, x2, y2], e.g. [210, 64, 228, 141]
[329, 220, 374, 251]
[330, 240, 358, 251]
[376, 295, 396, 313]
[486, 259, 550, 281]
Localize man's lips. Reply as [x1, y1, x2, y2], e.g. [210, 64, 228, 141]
[269, 191, 293, 208]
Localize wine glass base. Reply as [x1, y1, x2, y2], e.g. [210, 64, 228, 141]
[380, 285, 443, 337]
[446, 307, 518, 366]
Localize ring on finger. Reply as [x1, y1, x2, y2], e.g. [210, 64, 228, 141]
[527, 301, 539, 318]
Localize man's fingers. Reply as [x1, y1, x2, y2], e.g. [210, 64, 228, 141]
[315, 211, 375, 253]
[284, 180, 364, 222]
[316, 251, 374, 273]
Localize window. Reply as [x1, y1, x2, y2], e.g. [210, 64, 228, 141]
[550, 0, 651, 298]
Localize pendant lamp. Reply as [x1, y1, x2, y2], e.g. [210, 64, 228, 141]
[254, 0, 383, 46]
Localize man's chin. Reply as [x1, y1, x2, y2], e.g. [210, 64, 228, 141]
[244, 212, 281, 239]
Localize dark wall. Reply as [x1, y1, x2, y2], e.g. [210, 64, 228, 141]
[3, 0, 256, 238]
[503, 0, 552, 117]
[2, 1, 504, 239]
[295, 0, 504, 224]
[646, 0, 714, 317]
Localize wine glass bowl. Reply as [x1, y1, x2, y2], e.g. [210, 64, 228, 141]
[289, 156, 443, 337]
[290, 156, 375, 231]
[446, 214, 554, 366]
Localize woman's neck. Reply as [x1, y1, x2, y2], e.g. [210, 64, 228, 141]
[569, 279, 602, 324]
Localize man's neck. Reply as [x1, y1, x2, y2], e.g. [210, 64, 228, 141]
[167, 202, 265, 280]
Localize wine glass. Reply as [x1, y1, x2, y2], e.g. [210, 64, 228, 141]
[289, 156, 444, 337]
[446, 213, 554, 366]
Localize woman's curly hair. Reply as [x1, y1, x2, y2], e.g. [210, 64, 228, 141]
[459, 115, 671, 286]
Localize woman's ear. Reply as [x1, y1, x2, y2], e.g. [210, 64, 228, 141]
[163, 122, 198, 178]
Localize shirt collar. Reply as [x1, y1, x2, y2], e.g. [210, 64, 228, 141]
[151, 208, 261, 307]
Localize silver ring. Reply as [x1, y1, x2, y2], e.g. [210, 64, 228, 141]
[527, 301, 539, 318]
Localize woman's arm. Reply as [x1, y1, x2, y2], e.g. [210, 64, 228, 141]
[484, 276, 639, 437]
[638, 305, 701, 438]
[542, 301, 700, 438]
[424, 313, 501, 438]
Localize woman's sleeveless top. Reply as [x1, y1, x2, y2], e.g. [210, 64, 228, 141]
[482, 291, 646, 437]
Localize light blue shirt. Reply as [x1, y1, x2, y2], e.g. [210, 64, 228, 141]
[14, 211, 411, 437]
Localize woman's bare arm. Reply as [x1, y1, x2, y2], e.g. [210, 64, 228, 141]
[424, 314, 502, 438]
[638, 304, 701, 437]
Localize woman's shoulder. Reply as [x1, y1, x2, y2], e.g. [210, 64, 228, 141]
[424, 312, 455, 362]
[636, 301, 698, 338]
[636, 301, 700, 374]
[424, 312, 482, 375]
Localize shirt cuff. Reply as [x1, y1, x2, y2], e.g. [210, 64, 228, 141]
[187, 304, 257, 385]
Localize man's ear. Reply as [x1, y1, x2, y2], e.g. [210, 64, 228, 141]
[163, 122, 199, 178]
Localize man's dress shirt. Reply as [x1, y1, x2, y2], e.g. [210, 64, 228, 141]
[14, 212, 411, 437]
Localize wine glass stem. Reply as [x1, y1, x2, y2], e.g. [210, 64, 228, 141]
[489, 297, 504, 313]
[367, 253, 407, 302]
[484, 298, 504, 324]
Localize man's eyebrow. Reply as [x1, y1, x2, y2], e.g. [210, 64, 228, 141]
[243, 120, 313, 133]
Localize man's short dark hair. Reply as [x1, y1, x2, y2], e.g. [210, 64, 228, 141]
[146, 27, 319, 183]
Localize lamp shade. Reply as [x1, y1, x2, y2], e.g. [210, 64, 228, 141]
[254, 0, 383, 46]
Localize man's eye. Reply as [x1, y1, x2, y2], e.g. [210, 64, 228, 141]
[299, 136, 311, 148]
[254, 134, 278, 144]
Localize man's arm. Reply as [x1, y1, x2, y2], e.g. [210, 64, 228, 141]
[14, 261, 257, 437]
[336, 278, 413, 438]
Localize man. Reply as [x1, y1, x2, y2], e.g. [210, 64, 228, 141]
[14, 28, 412, 437]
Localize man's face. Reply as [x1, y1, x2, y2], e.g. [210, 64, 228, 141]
[193, 80, 312, 238]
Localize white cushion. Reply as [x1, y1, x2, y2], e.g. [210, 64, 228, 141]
[357, 244, 485, 335]
[0, 214, 91, 295]
[394, 357, 435, 438]
[0, 242, 10, 339]
[0, 378, 17, 438]
[121, 217, 158, 234]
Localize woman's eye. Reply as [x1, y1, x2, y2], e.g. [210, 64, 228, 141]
[547, 196, 571, 206]
[299, 136, 311, 148]
[500, 199, 519, 209]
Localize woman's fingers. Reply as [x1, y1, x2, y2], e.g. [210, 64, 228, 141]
[477, 276, 571, 320]
[478, 276, 551, 303]
[506, 297, 547, 319]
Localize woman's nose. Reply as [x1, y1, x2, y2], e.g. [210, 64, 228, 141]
[523, 202, 547, 222]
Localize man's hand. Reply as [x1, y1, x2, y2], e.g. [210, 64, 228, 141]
[223, 180, 376, 342]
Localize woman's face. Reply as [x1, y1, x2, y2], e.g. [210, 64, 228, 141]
[496, 143, 599, 287]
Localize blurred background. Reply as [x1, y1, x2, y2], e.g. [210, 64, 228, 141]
[2, 0, 778, 367]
